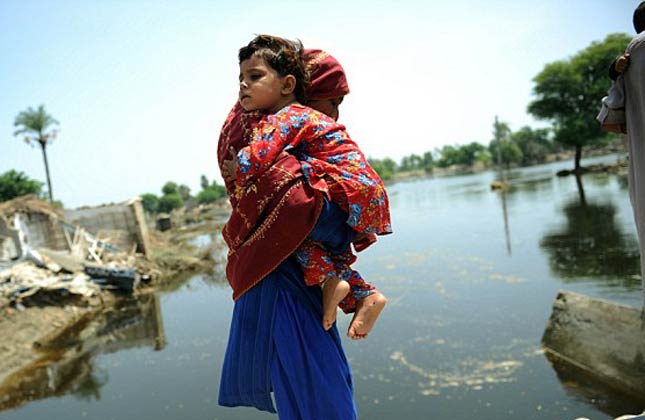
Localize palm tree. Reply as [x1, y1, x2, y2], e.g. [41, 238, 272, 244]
[13, 105, 59, 202]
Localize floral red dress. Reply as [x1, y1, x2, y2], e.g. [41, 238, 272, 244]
[235, 104, 392, 312]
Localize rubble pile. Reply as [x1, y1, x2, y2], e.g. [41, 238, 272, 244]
[0, 196, 156, 308]
[0, 261, 100, 308]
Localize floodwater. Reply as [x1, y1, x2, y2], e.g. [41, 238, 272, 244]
[3, 154, 645, 420]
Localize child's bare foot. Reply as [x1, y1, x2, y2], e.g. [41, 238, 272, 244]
[322, 277, 350, 331]
[347, 292, 387, 340]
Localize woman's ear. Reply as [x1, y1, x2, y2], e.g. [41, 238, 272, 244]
[281, 75, 297, 95]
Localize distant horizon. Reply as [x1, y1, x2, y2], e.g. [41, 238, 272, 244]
[0, 0, 636, 207]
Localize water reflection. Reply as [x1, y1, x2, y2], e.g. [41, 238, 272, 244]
[540, 194, 641, 282]
[618, 173, 630, 191]
[498, 190, 512, 256]
[575, 174, 586, 205]
[0, 293, 165, 412]
[545, 352, 645, 418]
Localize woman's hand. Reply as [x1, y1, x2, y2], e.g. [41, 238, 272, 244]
[222, 146, 238, 182]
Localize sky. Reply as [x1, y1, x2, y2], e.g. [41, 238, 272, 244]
[0, 0, 637, 208]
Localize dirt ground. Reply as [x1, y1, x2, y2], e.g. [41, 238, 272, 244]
[0, 295, 107, 406]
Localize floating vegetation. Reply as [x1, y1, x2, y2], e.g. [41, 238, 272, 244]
[390, 350, 522, 396]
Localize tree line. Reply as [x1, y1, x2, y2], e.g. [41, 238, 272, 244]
[369, 122, 564, 180]
[140, 175, 227, 214]
[0, 169, 227, 214]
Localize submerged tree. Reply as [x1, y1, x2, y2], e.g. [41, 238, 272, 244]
[489, 118, 522, 169]
[13, 105, 59, 202]
[528, 33, 631, 172]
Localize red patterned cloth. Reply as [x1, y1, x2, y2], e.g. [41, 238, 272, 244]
[234, 104, 392, 312]
[235, 104, 392, 236]
[295, 238, 376, 313]
[218, 103, 323, 300]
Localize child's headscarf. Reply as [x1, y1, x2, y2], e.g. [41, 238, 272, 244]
[218, 49, 352, 300]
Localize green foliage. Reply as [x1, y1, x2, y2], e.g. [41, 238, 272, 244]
[368, 158, 395, 180]
[13, 104, 59, 202]
[196, 177, 227, 204]
[162, 181, 179, 195]
[196, 186, 226, 204]
[489, 119, 521, 166]
[158, 192, 184, 213]
[178, 184, 191, 201]
[422, 152, 434, 172]
[0, 170, 44, 202]
[489, 139, 523, 167]
[509, 126, 554, 165]
[143, 176, 227, 214]
[200, 175, 210, 190]
[528, 33, 631, 153]
[475, 150, 492, 166]
[382, 158, 397, 174]
[436, 142, 487, 168]
[399, 154, 423, 172]
[140, 193, 160, 213]
[13, 105, 59, 145]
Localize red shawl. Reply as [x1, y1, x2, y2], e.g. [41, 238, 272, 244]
[218, 105, 322, 300]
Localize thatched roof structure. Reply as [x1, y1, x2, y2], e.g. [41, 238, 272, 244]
[0, 195, 64, 221]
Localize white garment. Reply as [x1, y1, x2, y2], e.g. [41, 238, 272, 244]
[597, 75, 625, 125]
[624, 31, 645, 306]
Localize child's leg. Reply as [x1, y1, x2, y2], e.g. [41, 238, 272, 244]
[347, 290, 387, 340]
[339, 267, 385, 339]
[294, 239, 350, 330]
[321, 276, 350, 331]
[332, 253, 387, 339]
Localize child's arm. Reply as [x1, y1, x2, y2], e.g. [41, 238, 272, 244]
[234, 109, 315, 186]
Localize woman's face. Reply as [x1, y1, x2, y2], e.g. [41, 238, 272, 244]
[308, 96, 344, 121]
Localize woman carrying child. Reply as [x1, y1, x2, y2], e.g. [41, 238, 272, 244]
[217, 36, 390, 419]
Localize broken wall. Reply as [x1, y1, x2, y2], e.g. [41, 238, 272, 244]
[17, 213, 69, 251]
[0, 218, 21, 260]
[64, 199, 150, 256]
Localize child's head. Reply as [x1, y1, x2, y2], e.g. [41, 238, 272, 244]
[634, 2, 645, 33]
[238, 35, 309, 113]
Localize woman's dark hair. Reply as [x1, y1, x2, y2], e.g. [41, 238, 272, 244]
[634, 2, 645, 33]
[239, 35, 310, 104]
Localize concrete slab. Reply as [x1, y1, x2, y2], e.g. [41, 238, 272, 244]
[542, 290, 645, 401]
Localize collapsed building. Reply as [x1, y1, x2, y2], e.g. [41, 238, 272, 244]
[0, 196, 153, 308]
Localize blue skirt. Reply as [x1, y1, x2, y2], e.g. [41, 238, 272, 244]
[218, 200, 357, 420]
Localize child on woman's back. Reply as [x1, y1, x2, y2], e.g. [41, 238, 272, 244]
[222, 35, 391, 338]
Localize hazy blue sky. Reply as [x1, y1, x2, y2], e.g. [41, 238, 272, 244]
[0, 0, 636, 207]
